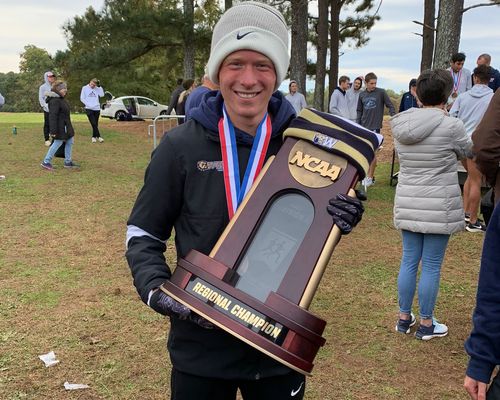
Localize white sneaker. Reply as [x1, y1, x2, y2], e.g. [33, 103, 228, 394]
[415, 318, 448, 340]
[91, 137, 97, 143]
[44, 140, 51, 146]
[97, 137, 104, 143]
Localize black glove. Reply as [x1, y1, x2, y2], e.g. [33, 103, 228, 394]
[327, 193, 364, 234]
[155, 291, 215, 329]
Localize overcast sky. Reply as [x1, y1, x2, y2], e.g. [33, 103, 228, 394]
[0, 0, 499, 92]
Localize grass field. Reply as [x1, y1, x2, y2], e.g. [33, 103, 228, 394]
[0, 112, 485, 399]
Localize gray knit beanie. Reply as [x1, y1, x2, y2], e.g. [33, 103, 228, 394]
[207, 1, 290, 91]
[52, 80, 67, 92]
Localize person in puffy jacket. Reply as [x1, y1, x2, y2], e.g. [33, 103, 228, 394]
[390, 69, 472, 341]
[40, 81, 78, 170]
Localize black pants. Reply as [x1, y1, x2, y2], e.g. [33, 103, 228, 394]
[43, 111, 50, 141]
[170, 369, 305, 400]
[85, 109, 101, 138]
[488, 372, 500, 400]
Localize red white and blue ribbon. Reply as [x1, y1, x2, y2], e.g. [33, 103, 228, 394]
[218, 105, 272, 220]
[451, 68, 462, 94]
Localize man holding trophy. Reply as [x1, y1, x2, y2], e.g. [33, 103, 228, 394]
[126, 2, 370, 399]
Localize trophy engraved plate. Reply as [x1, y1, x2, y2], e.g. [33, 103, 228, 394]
[162, 109, 381, 375]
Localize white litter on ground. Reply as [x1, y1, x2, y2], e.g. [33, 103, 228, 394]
[64, 382, 90, 390]
[38, 351, 59, 367]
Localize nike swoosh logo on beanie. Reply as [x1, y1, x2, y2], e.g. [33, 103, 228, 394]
[236, 31, 254, 40]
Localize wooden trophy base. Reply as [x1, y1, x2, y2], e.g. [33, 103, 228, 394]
[161, 250, 326, 376]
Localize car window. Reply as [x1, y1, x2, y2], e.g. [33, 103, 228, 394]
[137, 97, 155, 106]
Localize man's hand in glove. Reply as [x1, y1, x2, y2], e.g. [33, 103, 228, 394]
[327, 192, 364, 234]
[153, 290, 215, 329]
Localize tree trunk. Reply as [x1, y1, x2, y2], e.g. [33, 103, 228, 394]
[433, 0, 464, 69]
[290, 0, 308, 93]
[225, 0, 232, 10]
[183, 0, 195, 78]
[314, 0, 329, 111]
[329, 0, 341, 100]
[420, 0, 435, 71]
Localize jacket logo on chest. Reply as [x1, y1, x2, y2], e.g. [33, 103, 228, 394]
[197, 160, 223, 172]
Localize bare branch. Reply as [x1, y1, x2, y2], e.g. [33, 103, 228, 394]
[413, 32, 423, 37]
[462, 1, 500, 13]
[413, 20, 437, 31]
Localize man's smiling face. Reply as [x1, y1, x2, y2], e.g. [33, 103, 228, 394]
[218, 50, 276, 134]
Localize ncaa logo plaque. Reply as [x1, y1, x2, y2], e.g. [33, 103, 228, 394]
[162, 109, 382, 375]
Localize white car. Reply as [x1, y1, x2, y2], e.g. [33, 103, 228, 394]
[101, 95, 170, 120]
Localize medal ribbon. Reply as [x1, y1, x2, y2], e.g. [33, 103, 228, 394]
[451, 69, 462, 94]
[218, 105, 272, 220]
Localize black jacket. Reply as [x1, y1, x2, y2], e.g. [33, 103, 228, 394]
[46, 91, 75, 140]
[126, 91, 296, 379]
[166, 85, 184, 115]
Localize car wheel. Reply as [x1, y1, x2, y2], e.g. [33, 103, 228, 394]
[160, 110, 168, 116]
[115, 110, 128, 121]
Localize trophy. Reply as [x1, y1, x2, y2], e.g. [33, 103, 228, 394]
[161, 108, 382, 375]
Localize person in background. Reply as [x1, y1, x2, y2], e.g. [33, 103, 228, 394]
[447, 52, 472, 110]
[329, 75, 351, 118]
[176, 79, 196, 124]
[472, 89, 500, 206]
[41, 81, 78, 171]
[357, 72, 396, 190]
[185, 72, 219, 119]
[464, 203, 500, 400]
[390, 69, 471, 341]
[399, 78, 419, 112]
[284, 80, 307, 115]
[167, 78, 184, 115]
[125, 2, 364, 399]
[475, 53, 500, 92]
[346, 76, 363, 122]
[450, 65, 494, 233]
[39, 71, 57, 146]
[80, 78, 105, 143]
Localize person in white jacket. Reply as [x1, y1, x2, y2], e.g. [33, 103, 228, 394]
[447, 52, 472, 110]
[284, 80, 307, 115]
[329, 75, 350, 118]
[80, 78, 105, 143]
[39, 71, 56, 146]
[450, 65, 494, 233]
